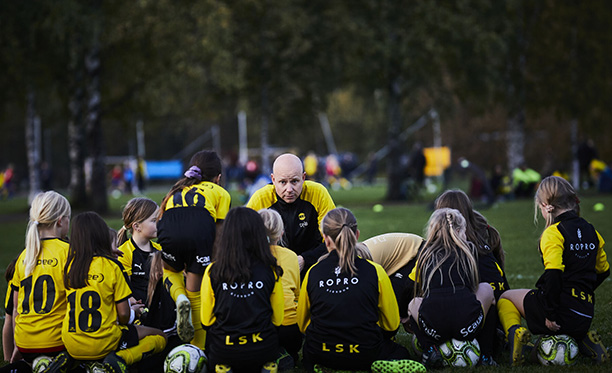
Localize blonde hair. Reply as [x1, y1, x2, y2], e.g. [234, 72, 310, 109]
[321, 208, 359, 276]
[117, 198, 159, 245]
[24, 191, 71, 276]
[415, 208, 479, 297]
[534, 176, 580, 228]
[258, 209, 284, 245]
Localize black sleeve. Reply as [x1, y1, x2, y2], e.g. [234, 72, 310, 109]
[536, 269, 563, 321]
[300, 242, 328, 274]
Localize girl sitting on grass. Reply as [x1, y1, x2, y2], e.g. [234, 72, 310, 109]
[298, 207, 422, 373]
[200, 207, 284, 373]
[407, 208, 494, 368]
[497, 176, 610, 366]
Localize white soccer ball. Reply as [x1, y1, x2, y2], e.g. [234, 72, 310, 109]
[164, 344, 208, 373]
[536, 334, 579, 366]
[32, 355, 52, 373]
[438, 338, 481, 367]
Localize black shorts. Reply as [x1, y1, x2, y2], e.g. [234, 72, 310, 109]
[390, 259, 417, 318]
[416, 289, 484, 347]
[523, 289, 592, 340]
[157, 207, 216, 275]
[118, 324, 140, 350]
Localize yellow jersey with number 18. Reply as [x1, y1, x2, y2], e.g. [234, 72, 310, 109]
[61, 256, 132, 360]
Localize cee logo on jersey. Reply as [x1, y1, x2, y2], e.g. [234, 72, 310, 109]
[87, 273, 105, 283]
[37, 258, 59, 267]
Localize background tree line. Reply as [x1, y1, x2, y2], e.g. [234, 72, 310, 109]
[1, 0, 611, 209]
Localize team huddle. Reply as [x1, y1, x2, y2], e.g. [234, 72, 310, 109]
[2, 151, 610, 373]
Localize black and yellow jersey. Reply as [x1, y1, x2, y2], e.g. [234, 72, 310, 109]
[163, 181, 231, 222]
[478, 251, 509, 301]
[246, 181, 335, 268]
[200, 259, 284, 365]
[118, 239, 161, 303]
[535, 210, 609, 320]
[297, 250, 399, 367]
[62, 256, 132, 360]
[12, 238, 69, 352]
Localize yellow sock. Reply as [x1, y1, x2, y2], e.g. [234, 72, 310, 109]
[187, 289, 206, 349]
[117, 334, 166, 365]
[163, 269, 187, 302]
[497, 298, 522, 336]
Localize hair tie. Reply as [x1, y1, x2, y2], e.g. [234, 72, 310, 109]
[575, 196, 581, 204]
[341, 223, 355, 230]
[446, 213, 453, 229]
[33, 220, 39, 226]
[544, 204, 554, 213]
[184, 166, 202, 180]
[122, 226, 127, 231]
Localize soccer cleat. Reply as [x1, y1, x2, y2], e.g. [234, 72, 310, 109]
[371, 359, 427, 373]
[274, 348, 294, 371]
[42, 351, 73, 373]
[85, 362, 106, 373]
[261, 362, 278, 373]
[102, 352, 128, 373]
[479, 355, 498, 366]
[507, 325, 532, 366]
[215, 365, 233, 373]
[579, 330, 610, 364]
[32, 355, 52, 373]
[421, 344, 443, 369]
[176, 294, 195, 342]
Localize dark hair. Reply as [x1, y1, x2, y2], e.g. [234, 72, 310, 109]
[435, 190, 488, 255]
[211, 207, 282, 284]
[5, 258, 17, 283]
[65, 212, 113, 289]
[160, 150, 222, 218]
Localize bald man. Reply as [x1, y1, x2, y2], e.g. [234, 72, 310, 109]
[246, 153, 336, 274]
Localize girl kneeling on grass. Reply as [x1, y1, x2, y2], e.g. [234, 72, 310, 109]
[54, 212, 166, 373]
[497, 176, 610, 366]
[297, 207, 423, 373]
[200, 207, 284, 373]
[407, 208, 494, 368]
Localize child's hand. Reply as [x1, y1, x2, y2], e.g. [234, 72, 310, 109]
[131, 299, 145, 317]
[545, 318, 560, 332]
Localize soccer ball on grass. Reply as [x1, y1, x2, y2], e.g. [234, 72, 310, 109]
[438, 338, 481, 367]
[536, 334, 579, 366]
[164, 344, 208, 373]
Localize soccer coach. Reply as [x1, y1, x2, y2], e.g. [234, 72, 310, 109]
[246, 153, 336, 275]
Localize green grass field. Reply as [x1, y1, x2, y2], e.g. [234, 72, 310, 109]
[1, 183, 612, 372]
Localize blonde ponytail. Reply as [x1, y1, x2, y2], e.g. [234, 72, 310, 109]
[24, 191, 71, 276]
[321, 208, 359, 276]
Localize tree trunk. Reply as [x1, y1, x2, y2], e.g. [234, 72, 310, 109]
[68, 66, 87, 209]
[386, 77, 404, 201]
[25, 90, 41, 202]
[85, 42, 108, 213]
[506, 109, 525, 172]
[260, 84, 271, 175]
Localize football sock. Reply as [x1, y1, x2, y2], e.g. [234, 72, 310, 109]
[163, 268, 187, 302]
[187, 289, 206, 349]
[117, 334, 166, 365]
[497, 298, 521, 336]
